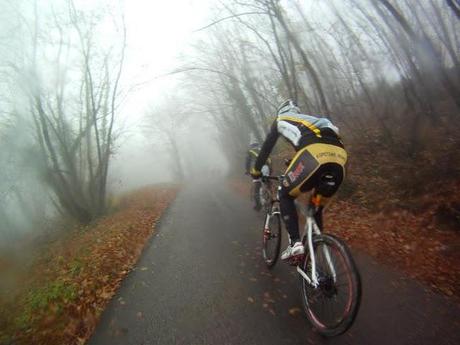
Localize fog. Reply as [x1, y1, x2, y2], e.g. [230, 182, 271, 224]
[0, 0, 459, 245]
[1, 2, 459, 343]
[0, 0, 225, 242]
[110, 119, 230, 193]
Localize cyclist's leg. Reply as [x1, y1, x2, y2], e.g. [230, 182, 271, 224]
[299, 162, 345, 230]
[279, 148, 320, 243]
[278, 189, 299, 242]
[280, 143, 347, 239]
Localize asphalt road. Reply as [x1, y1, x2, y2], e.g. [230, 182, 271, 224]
[89, 179, 460, 345]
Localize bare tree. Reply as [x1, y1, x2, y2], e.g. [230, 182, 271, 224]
[446, 0, 460, 19]
[8, 1, 127, 223]
[376, 0, 460, 110]
[143, 101, 188, 181]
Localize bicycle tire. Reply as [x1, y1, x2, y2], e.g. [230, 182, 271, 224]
[299, 234, 361, 337]
[262, 208, 282, 269]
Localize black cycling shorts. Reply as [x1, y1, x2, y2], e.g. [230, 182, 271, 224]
[281, 143, 347, 198]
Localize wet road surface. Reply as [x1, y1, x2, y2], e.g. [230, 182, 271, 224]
[89, 179, 460, 345]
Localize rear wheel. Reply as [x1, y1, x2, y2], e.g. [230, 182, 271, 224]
[299, 234, 361, 337]
[262, 209, 282, 268]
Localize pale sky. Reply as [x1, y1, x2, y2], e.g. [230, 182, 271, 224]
[1, 0, 229, 190]
[105, 0, 230, 189]
[118, 0, 215, 117]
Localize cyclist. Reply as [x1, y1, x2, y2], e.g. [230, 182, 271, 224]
[250, 99, 347, 261]
[245, 143, 272, 211]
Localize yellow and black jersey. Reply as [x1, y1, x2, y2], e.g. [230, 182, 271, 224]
[254, 112, 343, 172]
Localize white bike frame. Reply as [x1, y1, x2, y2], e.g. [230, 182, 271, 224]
[262, 175, 337, 289]
[295, 201, 337, 289]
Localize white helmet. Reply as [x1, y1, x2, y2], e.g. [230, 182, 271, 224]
[277, 99, 300, 115]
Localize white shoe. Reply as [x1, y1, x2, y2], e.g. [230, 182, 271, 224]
[281, 241, 305, 260]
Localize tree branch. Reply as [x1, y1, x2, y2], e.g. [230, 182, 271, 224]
[194, 11, 266, 32]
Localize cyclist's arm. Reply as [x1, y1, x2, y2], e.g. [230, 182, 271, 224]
[254, 120, 279, 172]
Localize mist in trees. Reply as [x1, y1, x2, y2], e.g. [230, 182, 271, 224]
[170, 0, 459, 186]
[0, 0, 127, 243]
[1, 0, 459, 245]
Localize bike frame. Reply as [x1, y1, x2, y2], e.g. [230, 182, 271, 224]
[263, 175, 337, 289]
[259, 180, 272, 210]
[259, 168, 361, 336]
[263, 190, 279, 239]
[295, 202, 337, 288]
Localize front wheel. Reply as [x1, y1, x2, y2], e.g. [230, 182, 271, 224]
[259, 184, 271, 213]
[262, 209, 282, 268]
[299, 234, 361, 337]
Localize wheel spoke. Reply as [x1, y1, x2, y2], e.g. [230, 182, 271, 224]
[300, 235, 361, 335]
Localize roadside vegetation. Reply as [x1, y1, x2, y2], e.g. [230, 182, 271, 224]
[0, 186, 177, 345]
[187, 0, 460, 301]
[0, 0, 459, 343]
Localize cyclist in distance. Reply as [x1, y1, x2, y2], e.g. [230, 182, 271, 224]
[245, 142, 272, 211]
[250, 99, 347, 261]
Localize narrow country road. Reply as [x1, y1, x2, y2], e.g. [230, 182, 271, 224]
[89, 178, 460, 345]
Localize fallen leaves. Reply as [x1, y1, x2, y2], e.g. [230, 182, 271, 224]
[0, 185, 178, 345]
[288, 307, 302, 317]
[99, 289, 112, 300]
[232, 169, 460, 303]
[326, 200, 460, 302]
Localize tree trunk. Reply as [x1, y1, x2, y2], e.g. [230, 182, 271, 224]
[378, 0, 460, 110]
[268, 0, 330, 114]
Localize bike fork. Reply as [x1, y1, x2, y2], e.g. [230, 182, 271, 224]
[312, 219, 338, 281]
[263, 213, 271, 240]
[263, 211, 276, 239]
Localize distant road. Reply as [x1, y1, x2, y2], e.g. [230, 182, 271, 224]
[89, 178, 460, 345]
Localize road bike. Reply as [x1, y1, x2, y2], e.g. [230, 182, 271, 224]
[249, 165, 272, 212]
[261, 175, 361, 337]
[258, 178, 273, 213]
